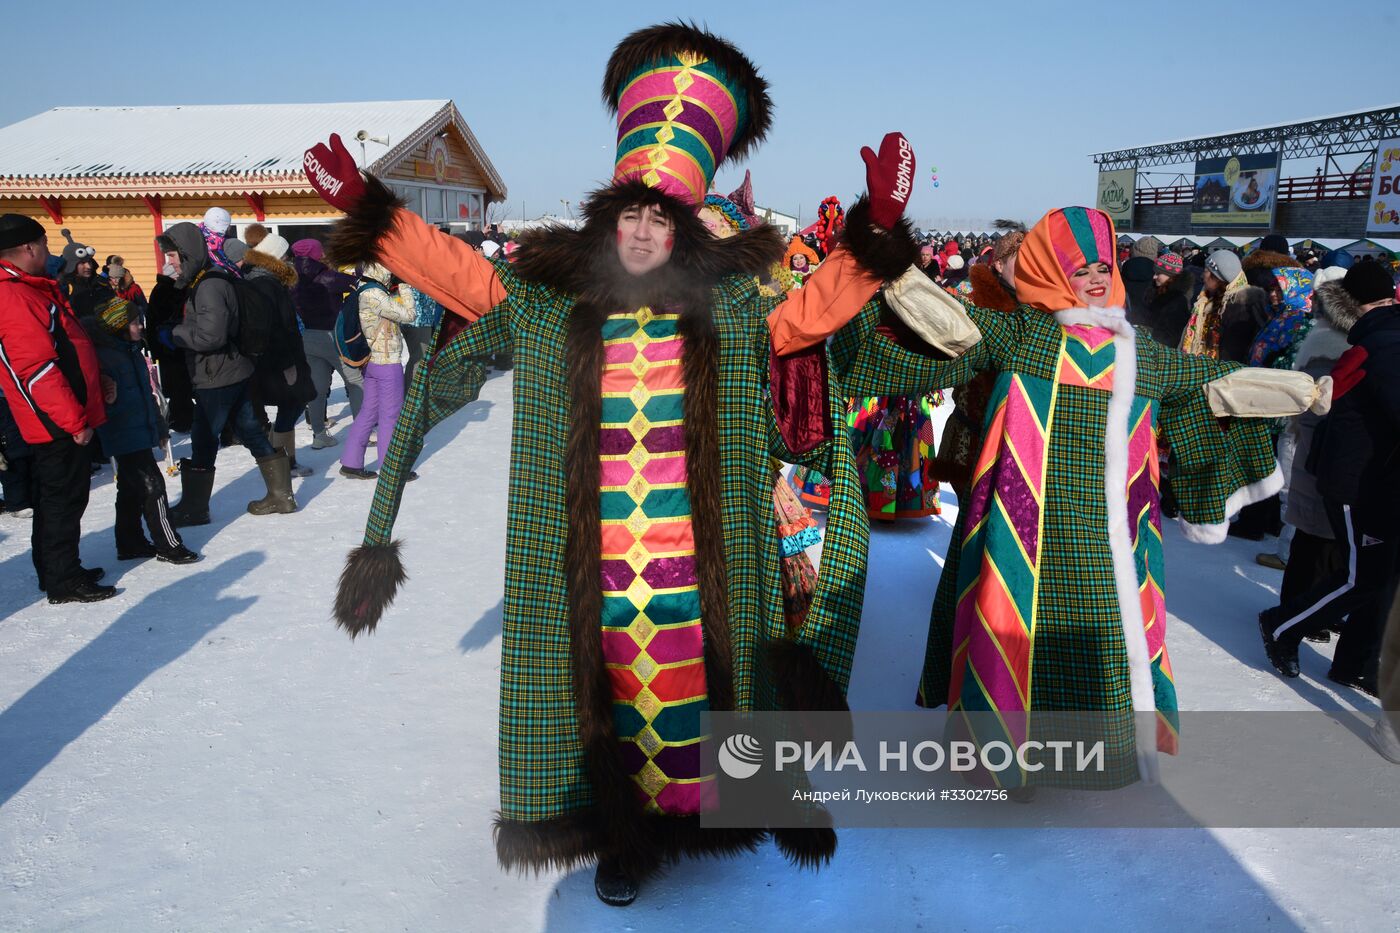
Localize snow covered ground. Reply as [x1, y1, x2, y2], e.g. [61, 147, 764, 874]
[1, 372, 1396, 931]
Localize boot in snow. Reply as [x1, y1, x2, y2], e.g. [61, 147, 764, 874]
[272, 429, 313, 478]
[247, 452, 298, 515]
[169, 460, 214, 527]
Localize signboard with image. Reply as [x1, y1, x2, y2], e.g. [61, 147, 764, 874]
[1095, 168, 1136, 232]
[1365, 138, 1400, 235]
[1191, 152, 1281, 228]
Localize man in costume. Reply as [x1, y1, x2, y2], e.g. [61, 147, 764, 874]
[835, 206, 1329, 788]
[311, 24, 919, 906]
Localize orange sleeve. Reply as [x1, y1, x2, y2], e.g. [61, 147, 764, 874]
[377, 208, 508, 322]
[766, 247, 884, 355]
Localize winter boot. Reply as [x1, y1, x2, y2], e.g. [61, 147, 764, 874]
[247, 451, 297, 515]
[311, 430, 338, 449]
[169, 460, 215, 527]
[593, 858, 638, 907]
[156, 544, 201, 564]
[1257, 609, 1299, 678]
[272, 430, 313, 478]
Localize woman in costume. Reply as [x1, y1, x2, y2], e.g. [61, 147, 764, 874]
[835, 206, 1329, 788]
[310, 24, 921, 906]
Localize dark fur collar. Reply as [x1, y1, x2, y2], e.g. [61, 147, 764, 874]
[1243, 249, 1299, 273]
[510, 179, 783, 304]
[967, 263, 1018, 312]
[241, 248, 297, 287]
[1314, 281, 1362, 333]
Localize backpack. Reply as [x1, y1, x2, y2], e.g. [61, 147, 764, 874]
[335, 280, 386, 368]
[193, 270, 277, 360]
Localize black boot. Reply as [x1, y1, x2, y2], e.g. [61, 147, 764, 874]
[48, 579, 117, 604]
[594, 858, 639, 907]
[169, 460, 215, 527]
[157, 544, 201, 564]
[1257, 610, 1300, 678]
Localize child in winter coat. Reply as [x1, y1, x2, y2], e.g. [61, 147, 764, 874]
[339, 263, 418, 479]
[89, 296, 199, 563]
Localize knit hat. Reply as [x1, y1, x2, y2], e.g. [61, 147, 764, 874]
[481, 240, 501, 259]
[1205, 249, 1242, 284]
[946, 254, 965, 271]
[1154, 252, 1184, 276]
[1014, 206, 1125, 312]
[0, 213, 46, 251]
[291, 238, 325, 260]
[1341, 262, 1396, 305]
[223, 238, 248, 265]
[1259, 234, 1290, 255]
[107, 262, 127, 282]
[95, 295, 136, 333]
[1132, 235, 1163, 261]
[606, 23, 773, 205]
[1313, 265, 1347, 287]
[202, 207, 232, 236]
[253, 233, 290, 259]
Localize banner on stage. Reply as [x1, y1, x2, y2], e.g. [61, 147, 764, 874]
[1191, 152, 1280, 228]
[1095, 168, 1136, 232]
[1366, 138, 1400, 234]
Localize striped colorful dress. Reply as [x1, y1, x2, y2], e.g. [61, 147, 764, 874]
[599, 307, 714, 814]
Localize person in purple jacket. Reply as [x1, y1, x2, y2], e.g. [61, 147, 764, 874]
[288, 238, 359, 448]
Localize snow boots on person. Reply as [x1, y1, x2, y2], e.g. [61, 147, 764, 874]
[1257, 609, 1300, 678]
[169, 460, 215, 528]
[311, 430, 338, 449]
[247, 451, 297, 515]
[593, 858, 638, 907]
[271, 430, 313, 478]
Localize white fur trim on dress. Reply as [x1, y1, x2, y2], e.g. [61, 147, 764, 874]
[1052, 306, 1159, 783]
[1175, 466, 1284, 545]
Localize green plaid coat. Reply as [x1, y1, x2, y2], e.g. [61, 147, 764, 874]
[363, 259, 873, 825]
[833, 303, 1276, 722]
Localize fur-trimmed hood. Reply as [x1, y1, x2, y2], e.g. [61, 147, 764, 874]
[967, 263, 1018, 312]
[1312, 281, 1363, 334]
[240, 248, 297, 288]
[1243, 249, 1299, 273]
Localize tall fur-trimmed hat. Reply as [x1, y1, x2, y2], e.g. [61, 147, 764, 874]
[605, 22, 773, 206]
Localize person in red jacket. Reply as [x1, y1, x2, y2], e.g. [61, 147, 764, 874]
[0, 214, 116, 603]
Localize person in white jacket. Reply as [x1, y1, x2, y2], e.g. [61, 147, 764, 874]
[339, 263, 417, 479]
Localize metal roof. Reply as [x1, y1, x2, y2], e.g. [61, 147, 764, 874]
[0, 100, 505, 197]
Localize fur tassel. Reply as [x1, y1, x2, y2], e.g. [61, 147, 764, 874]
[602, 22, 773, 163]
[842, 197, 918, 282]
[772, 826, 837, 869]
[765, 640, 850, 712]
[333, 541, 407, 638]
[325, 173, 404, 269]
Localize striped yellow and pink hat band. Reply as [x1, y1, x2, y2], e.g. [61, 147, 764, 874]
[613, 51, 750, 205]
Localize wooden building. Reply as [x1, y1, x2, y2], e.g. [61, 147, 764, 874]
[0, 100, 506, 287]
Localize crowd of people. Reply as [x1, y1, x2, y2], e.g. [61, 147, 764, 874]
[0, 204, 497, 603]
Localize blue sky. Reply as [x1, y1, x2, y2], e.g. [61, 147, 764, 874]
[5, 0, 1392, 229]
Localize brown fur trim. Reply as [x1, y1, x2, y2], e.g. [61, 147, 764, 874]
[772, 826, 837, 869]
[603, 22, 772, 163]
[333, 541, 407, 638]
[241, 248, 297, 287]
[511, 179, 783, 299]
[841, 196, 918, 282]
[967, 263, 1018, 312]
[1242, 249, 1299, 273]
[678, 309, 735, 713]
[765, 639, 850, 711]
[493, 812, 767, 879]
[325, 173, 404, 269]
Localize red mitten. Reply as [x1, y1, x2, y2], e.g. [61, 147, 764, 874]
[860, 132, 915, 230]
[303, 133, 366, 212]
